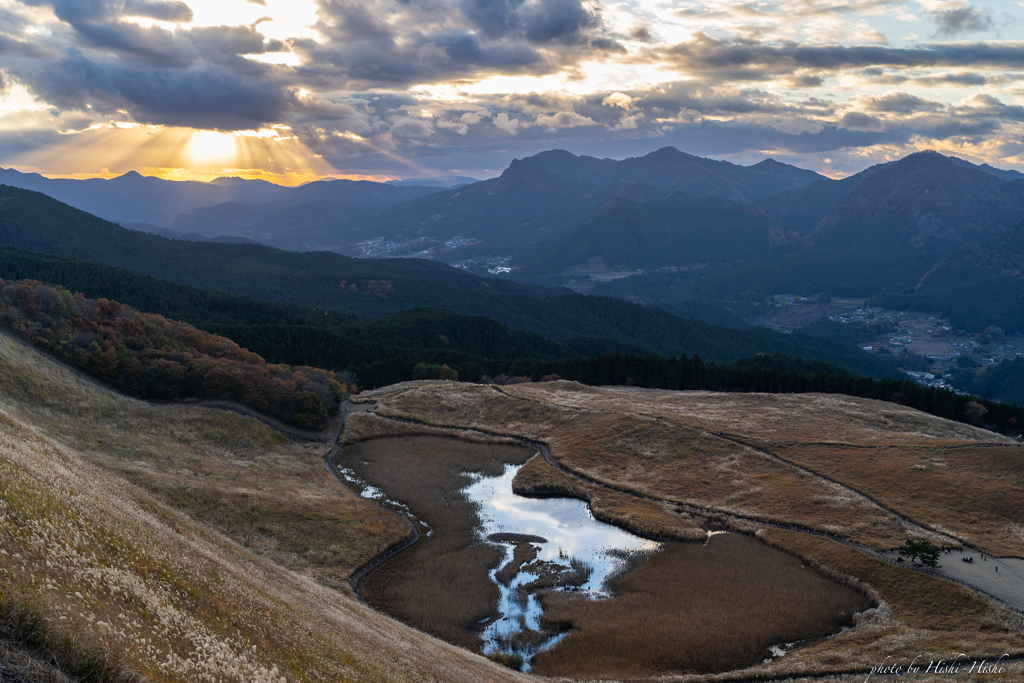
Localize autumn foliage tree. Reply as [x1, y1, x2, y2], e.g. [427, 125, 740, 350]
[0, 279, 350, 429]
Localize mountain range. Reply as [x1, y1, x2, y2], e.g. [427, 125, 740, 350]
[0, 167, 440, 226]
[6, 146, 1024, 335]
[0, 184, 900, 378]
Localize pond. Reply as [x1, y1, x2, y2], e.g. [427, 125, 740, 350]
[337, 436, 873, 678]
[463, 462, 661, 662]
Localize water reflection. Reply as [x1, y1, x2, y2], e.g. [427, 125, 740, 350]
[463, 462, 661, 661]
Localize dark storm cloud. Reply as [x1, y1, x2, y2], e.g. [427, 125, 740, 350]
[460, 0, 601, 45]
[5, 0, 303, 129]
[0, 31, 60, 60]
[21, 53, 295, 128]
[837, 111, 885, 131]
[928, 6, 993, 37]
[27, 0, 192, 24]
[294, 29, 544, 87]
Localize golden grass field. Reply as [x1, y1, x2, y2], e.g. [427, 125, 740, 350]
[2, 330, 1024, 682]
[361, 380, 1024, 679]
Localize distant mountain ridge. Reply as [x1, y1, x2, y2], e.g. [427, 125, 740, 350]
[307, 160, 677, 258]
[519, 147, 825, 203]
[0, 167, 441, 226]
[804, 151, 1024, 253]
[755, 164, 889, 235]
[387, 175, 483, 187]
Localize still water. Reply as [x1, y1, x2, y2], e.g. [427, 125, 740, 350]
[462, 462, 661, 660]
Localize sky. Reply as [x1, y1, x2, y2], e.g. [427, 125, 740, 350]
[1, 0, 1023, 184]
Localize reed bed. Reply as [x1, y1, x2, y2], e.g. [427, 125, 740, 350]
[495, 543, 539, 586]
[532, 533, 873, 678]
[371, 381, 1020, 551]
[340, 437, 534, 650]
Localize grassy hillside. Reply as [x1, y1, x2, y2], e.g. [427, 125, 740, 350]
[1, 332, 1022, 680]
[0, 333, 525, 683]
[358, 381, 1024, 676]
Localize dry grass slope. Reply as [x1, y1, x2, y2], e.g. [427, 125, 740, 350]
[0, 336, 527, 683]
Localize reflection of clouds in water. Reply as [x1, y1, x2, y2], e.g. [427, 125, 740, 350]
[466, 464, 657, 581]
[464, 462, 660, 659]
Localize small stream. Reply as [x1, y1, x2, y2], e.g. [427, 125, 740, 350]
[463, 462, 661, 663]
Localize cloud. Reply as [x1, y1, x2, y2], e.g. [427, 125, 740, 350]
[837, 111, 887, 131]
[928, 5, 993, 36]
[20, 54, 296, 129]
[602, 92, 633, 110]
[494, 112, 520, 133]
[630, 25, 651, 42]
[122, 0, 193, 22]
[534, 110, 597, 130]
[390, 117, 432, 138]
[5, 0, 1024, 180]
[661, 33, 1024, 76]
[460, 0, 602, 44]
[611, 113, 642, 130]
[858, 91, 945, 113]
[436, 111, 489, 135]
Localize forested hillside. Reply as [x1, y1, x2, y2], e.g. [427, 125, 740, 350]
[755, 164, 885, 235]
[0, 279, 348, 428]
[1, 273, 1013, 438]
[0, 187, 899, 376]
[518, 194, 796, 273]
[882, 220, 1024, 333]
[950, 356, 1024, 405]
[805, 151, 1024, 254]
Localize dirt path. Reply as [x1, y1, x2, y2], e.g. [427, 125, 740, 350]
[320, 401, 422, 601]
[879, 548, 1024, 611]
[195, 399, 341, 443]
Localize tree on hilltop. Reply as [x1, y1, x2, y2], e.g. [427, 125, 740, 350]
[898, 539, 940, 569]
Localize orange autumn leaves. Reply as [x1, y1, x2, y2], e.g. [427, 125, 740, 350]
[0, 279, 350, 428]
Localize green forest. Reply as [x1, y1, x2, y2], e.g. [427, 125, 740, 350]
[0, 238, 900, 378]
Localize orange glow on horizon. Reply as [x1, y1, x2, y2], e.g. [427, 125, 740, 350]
[21, 167, 400, 186]
[6, 122, 404, 186]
